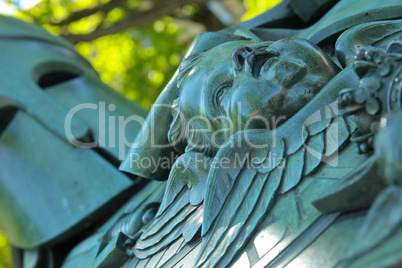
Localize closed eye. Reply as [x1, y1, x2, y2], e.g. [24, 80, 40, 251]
[215, 82, 232, 108]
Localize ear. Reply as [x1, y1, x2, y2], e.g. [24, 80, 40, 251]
[119, 32, 251, 180]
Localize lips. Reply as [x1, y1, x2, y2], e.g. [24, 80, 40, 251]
[247, 48, 279, 77]
[260, 57, 280, 75]
[280, 62, 307, 88]
[260, 59, 307, 88]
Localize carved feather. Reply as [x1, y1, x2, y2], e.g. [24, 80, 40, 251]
[134, 72, 356, 265]
[197, 104, 353, 267]
[134, 152, 210, 259]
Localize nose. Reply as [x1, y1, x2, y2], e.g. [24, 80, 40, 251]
[232, 45, 253, 70]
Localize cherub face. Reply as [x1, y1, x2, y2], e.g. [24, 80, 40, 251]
[174, 38, 338, 151]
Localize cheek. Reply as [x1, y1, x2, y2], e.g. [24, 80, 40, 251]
[275, 86, 309, 119]
[229, 79, 260, 113]
[179, 96, 198, 119]
[229, 80, 281, 129]
[229, 94, 251, 129]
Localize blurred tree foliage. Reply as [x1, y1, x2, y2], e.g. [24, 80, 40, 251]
[3, 0, 281, 108]
[242, 0, 281, 20]
[0, 0, 280, 267]
[0, 232, 12, 268]
[10, 0, 211, 108]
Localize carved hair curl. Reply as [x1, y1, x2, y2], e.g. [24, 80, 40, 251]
[168, 98, 215, 157]
[177, 53, 205, 88]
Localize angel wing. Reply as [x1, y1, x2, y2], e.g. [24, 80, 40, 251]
[133, 152, 209, 259]
[196, 90, 356, 267]
[134, 69, 357, 265]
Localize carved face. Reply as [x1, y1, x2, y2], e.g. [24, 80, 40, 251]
[171, 38, 339, 153]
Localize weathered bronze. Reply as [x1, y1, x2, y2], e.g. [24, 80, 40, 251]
[1, 0, 402, 267]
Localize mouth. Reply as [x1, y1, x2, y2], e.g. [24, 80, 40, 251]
[260, 59, 307, 89]
[260, 57, 280, 76]
[248, 48, 279, 77]
[278, 62, 307, 88]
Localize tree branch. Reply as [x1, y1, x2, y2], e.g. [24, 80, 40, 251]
[62, 0, 210, 44]
[49, 0, 128, 26]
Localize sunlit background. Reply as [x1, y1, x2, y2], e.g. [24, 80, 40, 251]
[0, 0, 280, 266]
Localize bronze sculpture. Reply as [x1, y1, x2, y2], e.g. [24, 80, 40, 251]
[0, 0, 402, 267]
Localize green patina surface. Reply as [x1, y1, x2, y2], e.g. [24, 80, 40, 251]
[0, 0, 402, 267]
